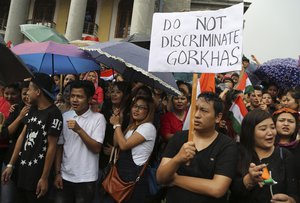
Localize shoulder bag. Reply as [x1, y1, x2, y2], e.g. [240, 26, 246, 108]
[102, 147, 149, 203]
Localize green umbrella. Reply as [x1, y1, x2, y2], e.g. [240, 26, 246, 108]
[20, 24, 69, 44]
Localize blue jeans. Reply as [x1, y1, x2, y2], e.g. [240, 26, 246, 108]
[54, 179, 96, 203]
[1, 163, 17, 203]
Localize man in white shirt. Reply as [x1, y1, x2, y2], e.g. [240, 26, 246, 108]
[54, 80, 106, 203]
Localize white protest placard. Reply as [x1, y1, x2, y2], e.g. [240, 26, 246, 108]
[148, 3, 244, 73]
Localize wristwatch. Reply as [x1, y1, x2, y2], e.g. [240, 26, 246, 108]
[113, 124, 121, 129]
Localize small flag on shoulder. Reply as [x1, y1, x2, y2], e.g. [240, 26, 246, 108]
[229, 95, 248, 134]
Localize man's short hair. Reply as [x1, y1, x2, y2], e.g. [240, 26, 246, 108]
[248, 85, 262, 96]
[197, 92, 224, 116]
[70, 80, 95, 99]
[242, 56, 250, 63]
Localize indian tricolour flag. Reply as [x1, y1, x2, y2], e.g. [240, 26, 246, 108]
[235, 72, 254, 94]
[229, 96, 248, 134]
[182, 73, 215, 130]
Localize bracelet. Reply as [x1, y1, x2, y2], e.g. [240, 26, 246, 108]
[113, 124, 121, 129]
[7, 164, 14, 169]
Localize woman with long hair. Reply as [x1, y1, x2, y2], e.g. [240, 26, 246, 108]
[230, 109, 299, 203]
[273, 108, 300, 189]
[63, 74, 77, 88]
[0, 81, 30, 203]
[273, 108, 299, 149]
[100, 82, 131, 169]
[107, 96, 157, 202]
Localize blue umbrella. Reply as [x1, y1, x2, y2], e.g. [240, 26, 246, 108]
[255, 58, 300, 89]
[11, 41, 99, 75]
[82, 41, 180, 95]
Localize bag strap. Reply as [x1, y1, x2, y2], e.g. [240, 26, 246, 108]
[109, 147, 115, 163]
[113, 147, 119, 164]
[108, 147, 119, 164]
[135, 159, 150, 182]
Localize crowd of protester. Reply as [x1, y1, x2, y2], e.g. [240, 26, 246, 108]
[0, 55, 300, 203]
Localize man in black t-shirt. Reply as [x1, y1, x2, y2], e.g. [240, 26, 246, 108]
[157, 92, 237, 203]
[2, 73, 63, 203]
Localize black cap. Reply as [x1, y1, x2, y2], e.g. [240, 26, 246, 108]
[31, 73, 55, 100]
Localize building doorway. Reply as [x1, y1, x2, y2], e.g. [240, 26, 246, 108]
[83, 0, 98, 35]
[0, 0, 10, 31]
[32, 0, 56, 27]
[115, 0, 133, 38]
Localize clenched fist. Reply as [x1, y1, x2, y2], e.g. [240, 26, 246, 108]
[175, 141, 196, 164]
[67, 120, 81, 133]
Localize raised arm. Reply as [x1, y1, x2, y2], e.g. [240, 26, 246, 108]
[67, 120, 102, 153]
[110, 114, 145, 151]
[8, 105, 30, 135]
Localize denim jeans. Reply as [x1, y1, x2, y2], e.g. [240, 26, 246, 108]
[1, 163, 17, 203]
[54, 179, 96, 203]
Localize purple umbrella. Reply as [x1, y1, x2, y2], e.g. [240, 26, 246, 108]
[255, 58, 300, 89]
[11, 41, 99, 74]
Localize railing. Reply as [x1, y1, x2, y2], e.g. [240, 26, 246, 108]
[0, 18, 7, 31]
[83, 21, 98, 36]
[26, 19, 56, 28]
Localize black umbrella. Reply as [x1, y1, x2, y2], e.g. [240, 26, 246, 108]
[0, 43, 33, 85]
[82, 41, 180, 95]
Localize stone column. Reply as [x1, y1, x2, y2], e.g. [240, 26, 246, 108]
[130, 0, 155, 36]
[4, 0, 30, 45]
[65, 0, 88, 41]
[163, 0, 191, 12]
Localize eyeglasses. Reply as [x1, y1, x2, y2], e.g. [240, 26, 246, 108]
[132, 104, 148, 111]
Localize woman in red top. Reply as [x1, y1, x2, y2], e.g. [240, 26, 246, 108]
[160, 92, 189, 141]
[83, 71, 104, 111]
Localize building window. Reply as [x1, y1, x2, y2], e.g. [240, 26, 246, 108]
[0, 0, 10, 31]
[115, 0, 133, 38]
[83, 0, 98, 36]
[32, 0, 56, 26]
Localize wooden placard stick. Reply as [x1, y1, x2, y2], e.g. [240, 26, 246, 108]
[188, 73, 199, 141]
